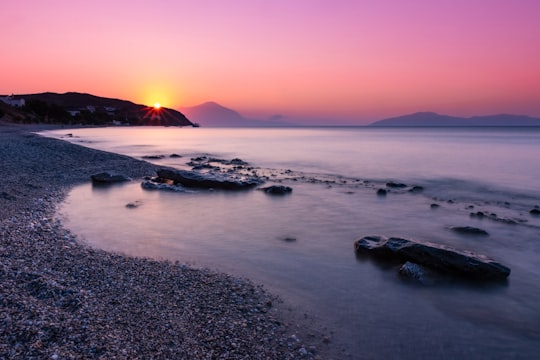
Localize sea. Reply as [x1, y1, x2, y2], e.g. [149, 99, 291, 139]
[40, 126, 540, 359]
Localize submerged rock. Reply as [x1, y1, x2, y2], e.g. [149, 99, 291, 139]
[386, 181, 407, 188]
[141, 179, 192, 192]
[259, 185, 293, 195]
[399, 261, 425, 281]
[125, 200, 142, 209]
[408, 186, 424, 193]
[376, 189, 387, 196]
[470, 211, 525, 225]
[530, 208, 540, 216]
[450, 226, 489, 236]
[157, 168, 263, 190]
[354, 235, 510, 280]
[90, 172, 131, 183]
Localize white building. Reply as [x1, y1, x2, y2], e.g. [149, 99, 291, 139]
[0, 95, 25, 107]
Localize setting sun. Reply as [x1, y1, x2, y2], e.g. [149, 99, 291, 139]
[153, 102, 161, 109]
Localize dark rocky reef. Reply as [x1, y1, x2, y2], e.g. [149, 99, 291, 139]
[355, 235, 510, 281]
[469, 211, 526, 225]
[386, 182, 407, 188]
[259, 185, 293, 195]
[156, 168, 263, 190]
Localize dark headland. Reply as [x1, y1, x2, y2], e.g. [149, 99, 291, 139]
[0, 121, 333, 359]
[1, 92, 194, 127]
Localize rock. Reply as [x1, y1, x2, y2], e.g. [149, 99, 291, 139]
[408, 185, 424, 193]
[386, 181, 407, 188]
[430, 203, 440, 209]
[376, 189, 387, 196]
[190, 156, 208, 162]
[90, 172, 131, 183]
[141, 179, 192, 192]
[125, 201, 142, 209]
[170, 153, 182, 158]
[530, 208, 540, 216]
[399, 261, 425, 281]
[156, 168, 263, 190]
[230, 158, 248, 165]
[188, 163, 220, 170]
[450, 226, 489, 236]
[142, 155, 165, 160]
[470, 211, 525, 225]
[354, 235, 510, 280]
[259, 185, 292, 195]
[470, 211, 485, 218]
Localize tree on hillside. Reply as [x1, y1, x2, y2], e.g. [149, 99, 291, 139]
[24, 99, 71, 123]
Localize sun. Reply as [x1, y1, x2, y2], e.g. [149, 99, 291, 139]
[153, 102, 161, 110]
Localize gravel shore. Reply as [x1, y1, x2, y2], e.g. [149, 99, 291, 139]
[0, 122, 332, 359]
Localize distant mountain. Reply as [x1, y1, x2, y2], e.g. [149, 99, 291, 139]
[179, 101, 293, 127]
[369, 112, 540, 127]
[20, 92, 194, 126]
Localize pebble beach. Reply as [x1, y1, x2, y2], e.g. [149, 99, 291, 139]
[0, 122, 332, 359]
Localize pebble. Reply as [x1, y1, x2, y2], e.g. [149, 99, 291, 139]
[0, 125, 330, 359]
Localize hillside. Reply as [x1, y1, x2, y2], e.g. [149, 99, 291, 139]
[7, 92, 194, 126]
[179, 102, 293, 127]
[369, 112, 540, 127]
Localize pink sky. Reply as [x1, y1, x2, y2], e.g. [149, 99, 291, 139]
[2, 0, 539, 124]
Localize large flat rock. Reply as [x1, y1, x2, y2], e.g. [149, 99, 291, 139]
[355, 235, 510, 280]
[157, 168, 263, 190]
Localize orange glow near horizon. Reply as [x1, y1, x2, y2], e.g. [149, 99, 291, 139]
[2, 1, 540, 124]
[153, 102, 161, 110]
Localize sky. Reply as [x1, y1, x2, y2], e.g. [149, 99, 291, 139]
[2, 0, 540, 124]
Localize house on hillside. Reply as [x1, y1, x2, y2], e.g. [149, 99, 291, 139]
[0, 95, 25, 107]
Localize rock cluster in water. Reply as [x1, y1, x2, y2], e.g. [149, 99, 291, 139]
[155, 168, 264, 190]
[469, 210, 526, 225]
[375, 182, 424, 197]
[355, 235, 510, 281]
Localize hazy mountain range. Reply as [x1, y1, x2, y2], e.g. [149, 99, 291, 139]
[179, 102, 294, 127]
[4, 92, 540, 127]
[369, 112, 540, 127]
[180, 103, 540, 127]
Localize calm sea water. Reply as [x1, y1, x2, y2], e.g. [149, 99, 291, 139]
[41, 127, 540, 359]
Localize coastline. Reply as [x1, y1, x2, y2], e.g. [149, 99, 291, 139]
[0, 122, 332, 359]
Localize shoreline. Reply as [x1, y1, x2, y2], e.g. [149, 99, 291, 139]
[0, 122, 334, 359]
